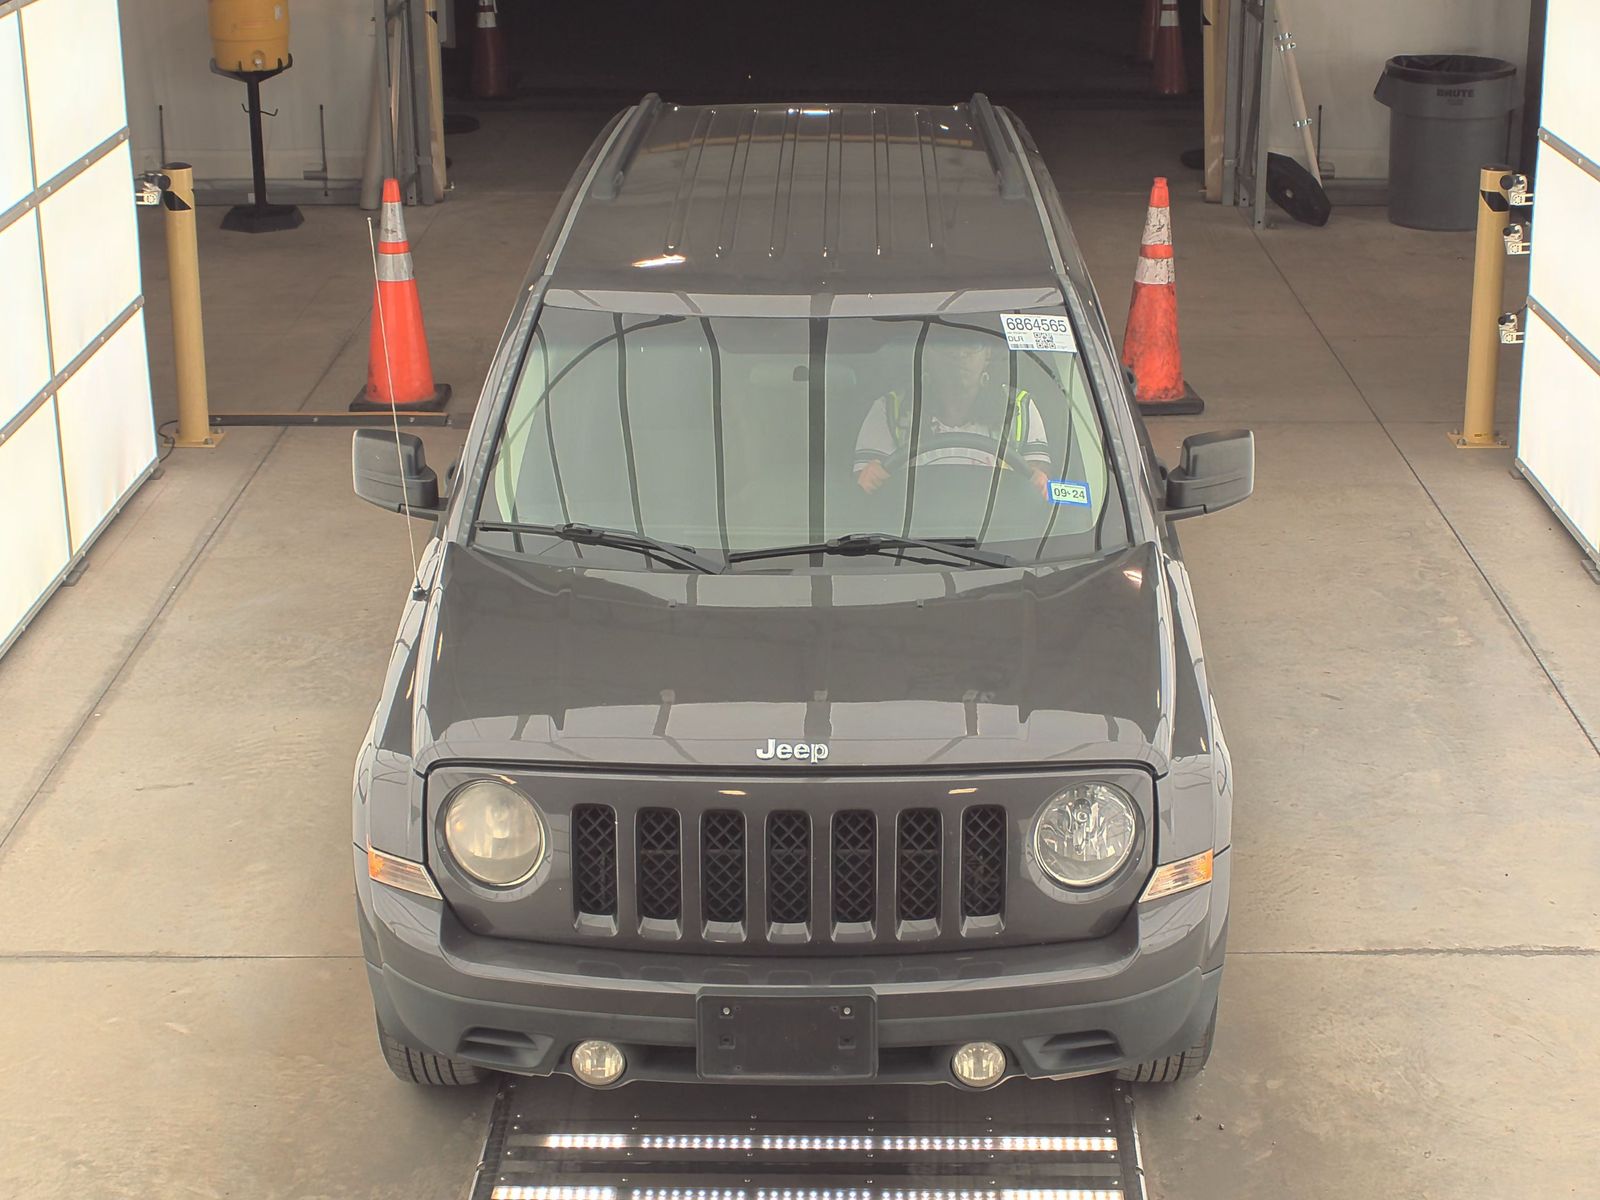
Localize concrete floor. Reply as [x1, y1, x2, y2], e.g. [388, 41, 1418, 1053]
[2, 104, 1597, 1199]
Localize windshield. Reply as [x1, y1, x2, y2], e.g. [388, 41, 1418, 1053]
[477, 304, 1129, 568]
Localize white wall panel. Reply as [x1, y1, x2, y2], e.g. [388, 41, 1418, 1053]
[38, 141, 141, 369]
[1514, 0, 1600, 563]
[1517, 317, 1600, 557]
[55, 310, 155, 551]
[1527, 145, 1600, 359]
[19, 0, 127, 183]
[0, 212, 50, 427]
[0, 12, 32, 211]
[0, 404, 70, 645]
[1542, 0, 1600, 156]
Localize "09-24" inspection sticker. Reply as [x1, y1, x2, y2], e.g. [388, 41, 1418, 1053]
[1000, 313, 1078, 353]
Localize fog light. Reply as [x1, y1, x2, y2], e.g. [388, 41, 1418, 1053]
[571, 1039, 625, 1087]
[951, 1041, 1006, 1088]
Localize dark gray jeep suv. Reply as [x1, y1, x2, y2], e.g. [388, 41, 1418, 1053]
[350, 94, 1252, 1091]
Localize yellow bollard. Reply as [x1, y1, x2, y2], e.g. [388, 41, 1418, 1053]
[1453, 164, 1511, 449]
[163, 164, 222, 449]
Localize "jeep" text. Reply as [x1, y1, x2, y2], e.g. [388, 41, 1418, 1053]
[755, 739, 830, 762]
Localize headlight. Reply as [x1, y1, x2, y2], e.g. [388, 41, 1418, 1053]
[1032, 782, 1138, 888]
[442, 779, 545, 887]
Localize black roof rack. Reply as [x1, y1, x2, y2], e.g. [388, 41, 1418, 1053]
[970, 92, 1027, 201]
[590, 93, 662, 200]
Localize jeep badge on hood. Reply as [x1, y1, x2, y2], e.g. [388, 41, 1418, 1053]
[755, 739, 830, 762]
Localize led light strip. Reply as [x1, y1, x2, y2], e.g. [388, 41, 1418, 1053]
[538, 1134, 1116, 1154]
[494, 1188, 1121, 1200]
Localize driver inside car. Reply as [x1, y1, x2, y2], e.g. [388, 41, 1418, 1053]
[853, 340, 1053, 497]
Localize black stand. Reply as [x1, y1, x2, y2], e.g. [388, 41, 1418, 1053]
[209, 58, 304, 233]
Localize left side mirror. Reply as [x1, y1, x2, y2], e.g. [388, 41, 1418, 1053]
[1164, 430, 1253, 520]
[352, 429, 443, 518]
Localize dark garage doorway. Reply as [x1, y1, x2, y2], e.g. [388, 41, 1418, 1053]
[442, 0, 1203, 105]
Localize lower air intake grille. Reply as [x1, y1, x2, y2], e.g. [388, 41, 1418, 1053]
[635, 808, 682, 921]
[700, 810, 746, 925]
[832, 811, 877, 925]
[570, 805, 618, 917]
[766, 811, 811, 925]
[896, 808, 942, 922]
[961, 804, 1006, 918]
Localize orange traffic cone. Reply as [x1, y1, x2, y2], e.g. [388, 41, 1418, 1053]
[1122, 178, 1202, 416]
[351, 179, 451, 413]
[471, 0, 512, 100]
[1152, 0, 1188, 96]
[1135, 0, 1158, 65]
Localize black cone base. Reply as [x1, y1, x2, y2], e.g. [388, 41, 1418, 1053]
[222, 203, 304, 233]
[350, 383, 453, 414]
[1137, 382, 1204, 417]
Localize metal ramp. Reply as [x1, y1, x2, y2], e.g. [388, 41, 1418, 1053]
[469, 1077, 1143, 1200]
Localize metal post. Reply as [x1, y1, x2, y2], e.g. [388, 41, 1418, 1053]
[1454, 164, 1512, 449]
[163, 164, 221, 449]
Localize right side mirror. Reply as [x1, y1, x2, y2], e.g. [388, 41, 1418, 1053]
[1164, 429, 1254, 520]
[352, 428, 443, 518]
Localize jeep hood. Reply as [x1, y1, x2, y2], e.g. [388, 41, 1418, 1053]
[410, 541, 1172, 772]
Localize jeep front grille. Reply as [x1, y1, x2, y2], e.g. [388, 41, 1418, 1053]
[765, 811, 811, 926]
[961, 804, 1007, 919]
[635, 808, 682, 921]
[571, 804, 1008, 944]
[701, 810, 746, 925]
[571, 805, 618, 917]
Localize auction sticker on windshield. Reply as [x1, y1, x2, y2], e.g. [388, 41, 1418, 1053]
[1000, 313, 1078, 353]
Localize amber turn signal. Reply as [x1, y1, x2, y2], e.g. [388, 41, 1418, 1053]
[368, 845, 442, 899]
[1139, 849, 1213, 902]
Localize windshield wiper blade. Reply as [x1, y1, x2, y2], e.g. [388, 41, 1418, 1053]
[476, 521, 723, 573]
[726, 533, 1014, 569]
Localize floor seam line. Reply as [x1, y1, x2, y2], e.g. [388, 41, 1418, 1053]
[1230, 947, 1600, 958]
[0, 304, 370, 862]
[1249, 228, 1600, 760]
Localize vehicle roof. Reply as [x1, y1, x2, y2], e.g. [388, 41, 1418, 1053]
[543, 95, 1063, 310]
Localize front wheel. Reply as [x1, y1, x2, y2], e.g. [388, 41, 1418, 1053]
[377, 1019, 488, 1087]
[1115, 1003, 1216, 1084]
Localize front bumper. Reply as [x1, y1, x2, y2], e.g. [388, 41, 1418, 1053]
[355, 845, 1229, 1086]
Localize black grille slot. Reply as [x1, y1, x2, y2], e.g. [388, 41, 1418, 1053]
[832, 811, 877, 925]
[701, 811, 746, 925]
[766, 811, 811, 925]
[571, 805, 618, 917]
[961, 805, 1006, 918]
[896, 808, 942, 923]
[635, 808, 682, 922]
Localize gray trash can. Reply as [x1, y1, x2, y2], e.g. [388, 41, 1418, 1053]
[1374, 55, 1518, 230]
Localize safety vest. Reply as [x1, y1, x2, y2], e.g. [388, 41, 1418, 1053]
[886, 387, 1031, 449]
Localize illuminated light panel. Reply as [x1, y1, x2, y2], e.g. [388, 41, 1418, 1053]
[1139, 849, 1214, 903]
[544, 1134, 630, 1150]
[366, 845, 441, 899]
[485, 1190, 1121, 1200]
[632, 254, 686, 269]
[535, 1132, 1114, 1155]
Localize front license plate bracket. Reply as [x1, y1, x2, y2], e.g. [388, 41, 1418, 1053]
[697, 994, 876, 1081]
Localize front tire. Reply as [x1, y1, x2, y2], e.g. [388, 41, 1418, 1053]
[377, 1020, 488, 1086]
[1115, 1003, 1216, 1084]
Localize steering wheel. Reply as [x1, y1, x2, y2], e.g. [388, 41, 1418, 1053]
[878, 431, 1036, 478]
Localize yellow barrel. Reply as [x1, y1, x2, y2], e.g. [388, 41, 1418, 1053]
[209, 0, 290, 73]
